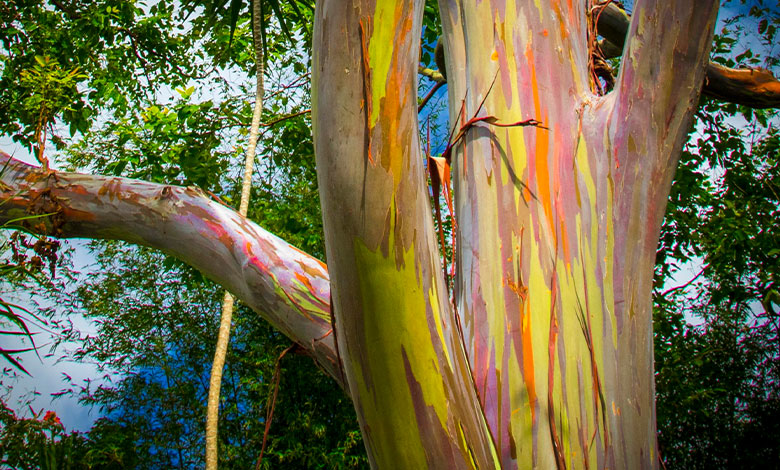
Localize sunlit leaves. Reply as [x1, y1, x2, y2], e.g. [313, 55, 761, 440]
[0, 1, 205, 147]
[654, 95, 780, 470]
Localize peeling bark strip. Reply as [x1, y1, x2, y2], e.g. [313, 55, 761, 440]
[0, 152, 342, 388]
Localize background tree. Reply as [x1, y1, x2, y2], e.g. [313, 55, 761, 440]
[654, 127, 780, 469]
[651, 5, 780, 467]
[39, 243, 364, 469]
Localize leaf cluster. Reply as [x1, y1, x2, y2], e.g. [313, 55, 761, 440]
[654, 97, 780, 469]
[0, 398, 142, 469]
[0, 1, 210, 150]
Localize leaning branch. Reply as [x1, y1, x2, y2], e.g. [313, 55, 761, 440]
[593, 2, 780, 109]
[702, 64, 780, 109]
[0, 152, 343, 389]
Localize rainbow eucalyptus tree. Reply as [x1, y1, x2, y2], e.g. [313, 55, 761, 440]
[5, 0, 776, 468]
[312, 0, 719, 468]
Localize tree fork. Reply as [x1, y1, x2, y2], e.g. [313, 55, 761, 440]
[437, 0, 718, 467]
[425, 3, 780, 110]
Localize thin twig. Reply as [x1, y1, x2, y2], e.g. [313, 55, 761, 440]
[260, 109, 311, 128]
[265, 73, 311, 100]
[255, 344, 298, 469]
[418, 81, 445, 112]
[441, 71, 547, 162]
[659, 266, 707, 298]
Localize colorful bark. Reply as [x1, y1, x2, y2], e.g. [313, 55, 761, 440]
[0, 152, 342, 387]
[313, 0, 497, 467]
[436, 0, 719, 468]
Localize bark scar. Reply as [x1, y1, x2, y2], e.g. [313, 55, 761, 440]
[359, 18, 374, 164]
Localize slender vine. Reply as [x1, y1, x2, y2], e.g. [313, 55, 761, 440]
[205, 1, 264, 468]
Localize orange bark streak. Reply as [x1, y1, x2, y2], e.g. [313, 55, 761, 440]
[295, 272, 317, 295]
[525, 47, 554, 240]
[294, 256, 327, 279]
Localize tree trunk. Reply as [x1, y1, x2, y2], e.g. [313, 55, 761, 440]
[313, 0, 497, 466]
[313, 0, 718, 468]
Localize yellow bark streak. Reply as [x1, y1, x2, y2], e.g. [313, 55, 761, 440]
[350, 209, 451, 466]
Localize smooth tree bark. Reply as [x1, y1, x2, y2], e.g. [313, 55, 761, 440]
[0, 0, 726, 468]
[0, 157, 341, 385]
[313, 0, 498, 466]
[436, 1, 718, 467]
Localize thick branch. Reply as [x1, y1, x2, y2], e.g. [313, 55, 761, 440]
[609, 0, 719, 245]
[703, 64, 780, 109]
[418, 65, 445, 83]
[0, 152, 343, 388]
[614, 0, 719, 160]
[595, 2, 780, 109]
